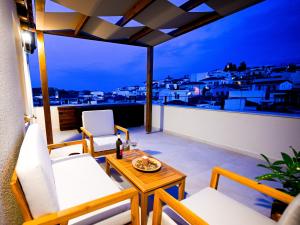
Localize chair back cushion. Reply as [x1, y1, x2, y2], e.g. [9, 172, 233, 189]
[16, 124, 59, 218]
[279, 194, 300, 225]
[82, 110, 115, 136]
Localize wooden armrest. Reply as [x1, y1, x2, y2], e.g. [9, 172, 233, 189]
[47, 140, 83, 151]
[114, 125, 130, 140]
[152, 189, 208, 225]
[23, 187, 139, 225]
[80, 127, 93, 138]
[210, 167, 294, 204]
[80, 127, 94, 153]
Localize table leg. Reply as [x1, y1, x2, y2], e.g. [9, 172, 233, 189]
[105, 160, 111, 176]
[178, 178, 186, 200]
[141, 193, 149, 225]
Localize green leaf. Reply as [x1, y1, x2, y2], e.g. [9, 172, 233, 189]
[256, 173, 278, 181]
[273, 160, 285, 165]
[291, 146, 298, 157]
[270, 165, 282, 171]
[261, 154, 271, 165]
[257, 163, 268, 168]
[282, 152, 293, 168]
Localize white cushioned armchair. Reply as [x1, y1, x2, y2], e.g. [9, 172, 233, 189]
[152, 167, 298, 225]
[11, 124, 139, 225]
[81, 109, 130, 158]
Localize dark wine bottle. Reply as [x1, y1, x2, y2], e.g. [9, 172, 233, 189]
[116, 133, 123, 159]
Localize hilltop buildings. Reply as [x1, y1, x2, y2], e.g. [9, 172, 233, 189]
[32, 63, 300, 114]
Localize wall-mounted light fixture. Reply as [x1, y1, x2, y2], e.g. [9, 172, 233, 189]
[21, 30, 36, 54]
[22, 30, 32, 44]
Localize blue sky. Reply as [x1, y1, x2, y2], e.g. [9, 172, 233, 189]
[29, 0, 300, 91]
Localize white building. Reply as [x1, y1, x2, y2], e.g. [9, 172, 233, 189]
[158, 89, 189, 104]
[227, 90, 266, 105]
[252, 79, 293, 91]
[190, 72, 208, 82]
[91, 91, 104, 96]
[208, 70, 231, 78]
[201, 77, 228, 87]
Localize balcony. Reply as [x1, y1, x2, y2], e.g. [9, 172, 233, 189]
[1, 0, 299, 224]
[32, 103, 300, 220]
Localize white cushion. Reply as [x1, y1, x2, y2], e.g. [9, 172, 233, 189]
[164, 187, 276, 225]
[82, 110, 115, 137]
[16, 124, 59, 218]
[279, 193, 300, 225]
[87, 135, 116, 152]
[52, 154, 131, 225]
[147, 212, 177, 225]
[50, 144, 83, 159]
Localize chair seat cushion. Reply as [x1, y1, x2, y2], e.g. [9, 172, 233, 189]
[164, 187, 276, 225]
[87, 135, 117, 152]
[50, 144, 83, 159]
[52, 154, 130, 225]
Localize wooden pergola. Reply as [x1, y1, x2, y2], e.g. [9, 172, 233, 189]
[30, 0, 263, 144]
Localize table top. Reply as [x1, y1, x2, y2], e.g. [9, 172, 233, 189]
[106, 149, 186, 193]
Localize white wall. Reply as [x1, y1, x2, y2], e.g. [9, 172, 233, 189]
[0, 0, 27, 223]
[151, 104, 300, 160]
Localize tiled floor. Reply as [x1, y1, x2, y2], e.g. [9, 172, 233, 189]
[55, 126, 276, 218]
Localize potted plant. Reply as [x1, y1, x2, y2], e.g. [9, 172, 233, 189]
[256, 146, 300, 221]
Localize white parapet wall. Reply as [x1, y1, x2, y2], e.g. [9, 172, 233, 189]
[34, 106, 60, 131]
[150, 104, 300, 160]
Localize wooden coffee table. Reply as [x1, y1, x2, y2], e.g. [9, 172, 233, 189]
[105, 149, 186, 225]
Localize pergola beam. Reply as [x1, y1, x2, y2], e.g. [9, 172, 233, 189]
[74, 14, 90, 36]
[43, 29, 149, 47]
[129, 27, 153, 43]
[116, 0, 154, 27]
[36, 31, 54, 144]
[145, 46, 153, 133]
[169, 11, 220, 37]
[180, 0, 207, 11]
[129, 0, 207, 43]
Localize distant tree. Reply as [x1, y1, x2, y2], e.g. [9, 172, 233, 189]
[287, 64, 296, 72]
[238, 61, 247, 71]
[224, 62, 237, 72]
[202, 87, 210, 96]
[224, 63, 231, 72]
[232, 64, 237, 71]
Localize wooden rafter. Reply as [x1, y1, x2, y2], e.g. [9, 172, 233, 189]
[169, 11, 220, 37]
[116, 0, 154, 27]
[170, 0, 264, 38]
[180, 0, 207, 12]
[35, 0, 45, 29]
[74, 14, 90, 36]
[43, 30, 149, 47]
[128, 0, 207, 43]
[129, 27, 153, 43]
